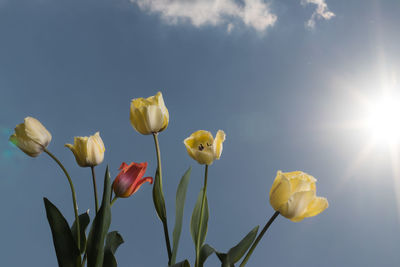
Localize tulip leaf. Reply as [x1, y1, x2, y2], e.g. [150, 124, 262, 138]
[71, 211, 91, 254]
[226, 226, 259, 264]
[190, 188, 209, 257]
[171, 166, 192, 264]
[216, 253, 234, 267]
[103, 250, 117, 267]
[170, 259, 190, 267]
[87, 166, 112, 267]
[152, 167, 167, 222]
[103, 231, 124, 267]
[105, 231, 124, 254]
[199, 244, 215, 267]
[43, 198, 81, 267]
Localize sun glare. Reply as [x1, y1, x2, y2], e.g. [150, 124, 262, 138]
[366, 96, 400, 145]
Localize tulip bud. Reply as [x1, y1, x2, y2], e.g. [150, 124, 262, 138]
[130, 92, 169, 135]
[65, 132, 105, 167]
[269, 171, 328, 222]
[112, 162, 153, 198]
[9, 117, 52, 157]
[183, 130, 226, 165]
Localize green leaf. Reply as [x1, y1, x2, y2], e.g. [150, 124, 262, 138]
[215, 253, 234, 267]
[152, 167, 167, 222]
[103, 250, 117, 267]
[170, 259, 190, 267]
[103, 231, 124, 267]
[43, 198, 81, 267]
[105, 231, 124, 254]
[190, 188, 209, 257]
[199, 244, 215, 267]
[71, 211, 90, 254]
[214, 226, 260, 267]
[226, 226, 259, 264]
[87, 166, 112, 267]
[171, 167, 192, 264]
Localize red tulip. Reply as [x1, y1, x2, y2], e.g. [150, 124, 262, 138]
[112, 162, 153, 198]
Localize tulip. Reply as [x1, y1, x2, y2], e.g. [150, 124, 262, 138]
[184, 130, 226, 165]
[9, 116, 52, 157]
[112, 162, 153, 198]
[130, 92, 169, 135]
[269, 171, 328, 222]
[65, 132, 105, 167]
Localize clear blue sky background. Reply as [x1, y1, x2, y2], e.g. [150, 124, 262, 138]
[1, 0, 400, 266]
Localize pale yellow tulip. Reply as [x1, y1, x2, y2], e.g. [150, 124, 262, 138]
[9, 117, 52, 157]
[184, 130, 226, 165]
[65, 132, 105, 167]
[130, 92, 169, 135]
[269, 171, 328, 222]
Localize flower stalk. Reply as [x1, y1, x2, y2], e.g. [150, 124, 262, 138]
[152, 132, 172, 263]
[239, 211, 280, 267]
[195, 164, 209, 267]
[91, 166, 99, 213]
[44, 148, 81, 252]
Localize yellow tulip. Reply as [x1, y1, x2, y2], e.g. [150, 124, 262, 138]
[9, 117, 52, 157]
[130, 92, 169, 135]
[184, 130, 226, 165]
[269, 171, 328, 222]
[65, 132, 105, 167]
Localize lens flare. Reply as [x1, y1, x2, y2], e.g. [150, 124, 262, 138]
[366, 97, 400, 145]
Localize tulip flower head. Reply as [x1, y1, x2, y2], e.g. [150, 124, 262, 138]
[269, 171, 328, 222]
[65, 132, 105, 167]
[184, 130, 226, 165]
[130, 92, 169, 135]
[112, 162, 153, 198]
[9, 116, 52, 157]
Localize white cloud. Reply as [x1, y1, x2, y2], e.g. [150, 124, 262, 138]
[301, 0, 335, 29]
[131, 0, 277, 32]
[227, 23, 234, 33]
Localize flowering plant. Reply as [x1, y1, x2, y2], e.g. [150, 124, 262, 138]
[9, 92, 328, 267]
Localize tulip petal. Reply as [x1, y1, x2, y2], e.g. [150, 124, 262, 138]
[304, 197, 329, 218]
[192, 150, 215, 165]
[131, 106, 151, 135]
[184, 138, 197, 160]
[145, 105, 165, 133]
[155, 92, 169, 131]
[119, 162, 129, 171]
[131, 176, 153, 195]
[279, 190, 315, 220]
[213, 130, 226, 160]
[86, 132, 105, 166]
[10, 133, 41, 157]
[284, 171, 317, 194]
[24, 117, 52, 148]
[190, 130, 214, 143]
[269, 173, 291, 211]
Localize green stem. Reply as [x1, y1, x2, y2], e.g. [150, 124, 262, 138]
[195, 164, 209, 267]
[44, 149, 81, 252]
[90, 166, 99, 213]
[152, 133, 172, 264]
[239, 211, 280, 267]
[111, 196, 118, 207]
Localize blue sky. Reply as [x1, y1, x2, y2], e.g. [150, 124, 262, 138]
[1, 0, 400, 266]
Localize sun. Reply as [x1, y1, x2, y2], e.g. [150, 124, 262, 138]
[366, 95, 400, 145]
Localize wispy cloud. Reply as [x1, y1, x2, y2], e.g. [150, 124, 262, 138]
[301, 0, 335, 29]
[131, 0, 277, 32]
